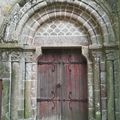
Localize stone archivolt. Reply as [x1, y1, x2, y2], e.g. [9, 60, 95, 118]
[2, 0, 116, 48]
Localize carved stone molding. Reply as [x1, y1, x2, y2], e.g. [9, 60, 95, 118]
[2, 0, 115, 46]
[0, 51, 22, 62]
[0, 51, 10, 61]
[0, 18, 9, 43]
[24, 52, 35, 62]
[105, 50, 119, 60]
[11, 52, 22, 61]
[92, 51, 103, 60]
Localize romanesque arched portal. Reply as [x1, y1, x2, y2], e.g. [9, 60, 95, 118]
[0, 0, 119, 120]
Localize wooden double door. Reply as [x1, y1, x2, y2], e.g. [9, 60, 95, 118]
[37, 49, 88, 120]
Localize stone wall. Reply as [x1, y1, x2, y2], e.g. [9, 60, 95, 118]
[0, 0, 120, 120]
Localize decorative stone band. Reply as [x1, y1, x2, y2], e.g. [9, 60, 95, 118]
[0, 43, 118, 51]
[34, 36, 88, 46]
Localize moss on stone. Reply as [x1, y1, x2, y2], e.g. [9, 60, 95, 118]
[24, 81, 32, 118]
[96, 111, 101, 120]
[10, 63, 19, 120]
[2, 80, 10, 120]
[106, 61, 115, 120]
[0, 63, 9, 78]
[18, 110, 24, 119]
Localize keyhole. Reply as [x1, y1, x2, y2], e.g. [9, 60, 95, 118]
[56, 83, 61, 88]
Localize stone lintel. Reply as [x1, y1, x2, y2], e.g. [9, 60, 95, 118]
[89, 44, 119, 50]
[0, 43, 36, 51]
[34, 36, 89, 46]
[0, 43, 118, 51]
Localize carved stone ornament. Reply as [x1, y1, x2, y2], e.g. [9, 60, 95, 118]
[0, 51, 10, 61]
[11, 52, 21, 61]
[24, 52, 35, 62]
[91, 51, 103, 63]
[4, 4, 20, 42]
[105, 50, 119, 60]
[30, 0, 38, 4]
[0, 18, 9, 43]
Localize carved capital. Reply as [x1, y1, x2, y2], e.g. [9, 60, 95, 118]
[0, 18, 9, 43]
[0, 51, 10, 61]
[35, 47, 42, 57]
[11, 51, 21, 61]
[105, 50, 119, 60]
[93, 50, 104, 57]
[24, 52, 35, 62]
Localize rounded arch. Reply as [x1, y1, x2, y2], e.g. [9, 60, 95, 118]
[5, 0, 115, 46]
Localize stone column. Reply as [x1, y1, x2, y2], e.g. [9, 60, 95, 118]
[92, 51, 107, 120]
[100, 59, 107, 120]
[0, 51, 10, 120]
[106, 60, 114, 120]
[113, 51, 120, 120]
[82, 46, 95, 120]
[114, 59, 120, 120]
[87, 61, 95, 120]
[92, 52, 103, 120]
[10, 52, 20, 120]
[106, 50, 120, 120]
[24, 52, 37, 120]
[17, 56, 25, 119]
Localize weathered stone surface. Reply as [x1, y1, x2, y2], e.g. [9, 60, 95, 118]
[1, 80, 10, 120]
[34, 36, 88, 46]
[0, 0, 120, 120]
[106, 61, 115, 120]
[0, 62, 9, 78]
[10, 62, 20, 120]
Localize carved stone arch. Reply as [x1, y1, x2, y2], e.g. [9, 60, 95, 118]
[4, 0, 115, 46]
[2, 0, 118, 120]
[17, 1, 111, 46]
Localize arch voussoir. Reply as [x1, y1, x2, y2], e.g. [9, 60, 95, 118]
[4, 0, 115, 47]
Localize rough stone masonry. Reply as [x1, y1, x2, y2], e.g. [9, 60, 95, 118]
[0, 0, 120, 120]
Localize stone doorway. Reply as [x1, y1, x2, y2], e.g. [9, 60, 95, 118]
[37, 49, 88, 120]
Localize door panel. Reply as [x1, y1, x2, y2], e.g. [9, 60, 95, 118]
[37, 49, 88, 120]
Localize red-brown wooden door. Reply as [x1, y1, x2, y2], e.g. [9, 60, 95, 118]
[37, 49, 88, 120]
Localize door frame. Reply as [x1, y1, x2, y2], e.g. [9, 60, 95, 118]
[36, 46, 91, 119]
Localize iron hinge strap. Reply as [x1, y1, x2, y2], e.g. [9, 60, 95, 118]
[38, 62, 86, 65]
[37, 98, 88, 102]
